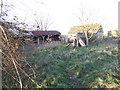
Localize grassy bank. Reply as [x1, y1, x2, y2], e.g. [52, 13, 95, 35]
[25, 38, 119, 88]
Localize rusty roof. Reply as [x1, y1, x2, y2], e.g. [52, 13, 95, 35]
[30, 30, 61, 37]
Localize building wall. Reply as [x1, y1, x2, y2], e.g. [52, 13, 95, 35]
[108, 30, 119, 37]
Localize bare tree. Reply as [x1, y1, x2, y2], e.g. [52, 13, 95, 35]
[0, 1, 40, 88]
[77, 8, 104, 46]
[33, 13, 53, 31]
[0, 0, 3, 14]
[0, 0, 12, 18]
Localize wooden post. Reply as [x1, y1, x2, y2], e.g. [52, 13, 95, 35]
[42, 36, 45, 43]
[73, 39, 77, 47]
[48, 35, 49, 40]
[37, 37, 40, 45]
[77, 35, 79, 47]
[64, 38, 65, 44]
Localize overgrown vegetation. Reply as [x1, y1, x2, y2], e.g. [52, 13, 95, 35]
[22, 38, 119, 88]
[0, 0, 119, 88]
[0, 1, 41, 88]
[1, 23, 41, 88]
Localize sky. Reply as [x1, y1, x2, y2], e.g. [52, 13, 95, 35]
[3, 0, 119, 35]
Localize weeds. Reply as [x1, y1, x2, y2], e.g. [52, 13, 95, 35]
[24, 38, 119, 88]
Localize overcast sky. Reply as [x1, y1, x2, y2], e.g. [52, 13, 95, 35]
[5, 0, 119, 35]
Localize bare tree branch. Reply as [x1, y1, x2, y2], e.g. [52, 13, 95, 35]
[33, 13, 53, 31]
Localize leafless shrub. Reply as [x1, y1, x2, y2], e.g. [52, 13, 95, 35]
[0, 22, 40, 88]
[0, 0, 41, 88]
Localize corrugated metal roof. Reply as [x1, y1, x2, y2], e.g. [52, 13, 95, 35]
[30, 30, 61, 37]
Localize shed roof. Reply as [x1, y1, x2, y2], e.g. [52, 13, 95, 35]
[30, 30, 61, 37]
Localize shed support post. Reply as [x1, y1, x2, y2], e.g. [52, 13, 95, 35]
[42, 36, 45, 43]
[37, 37, 40, 45]
[48, 35, 49, 39]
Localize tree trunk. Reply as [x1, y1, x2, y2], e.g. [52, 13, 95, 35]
[84, 31, 89, 46]
[86, 37, 89, 46]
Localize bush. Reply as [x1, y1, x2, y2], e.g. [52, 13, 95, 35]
[1, 22, 39, 88]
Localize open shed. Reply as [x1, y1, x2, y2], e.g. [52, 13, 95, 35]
[30, 30, 61, 44]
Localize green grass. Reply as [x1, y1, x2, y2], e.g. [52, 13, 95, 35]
[25, 39, 119, 88]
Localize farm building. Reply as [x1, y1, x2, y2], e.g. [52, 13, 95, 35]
[68, 24, 104, 46]
[30, 30, 61, 44]
[68, 24, 103, 40]
[108, 30, 120, 37]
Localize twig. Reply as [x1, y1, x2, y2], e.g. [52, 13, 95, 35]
[10, 54, 23, 88]
[1, 67, 20, 83]
[17, 64, 41, 87]
[1, 25, 23, 88]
